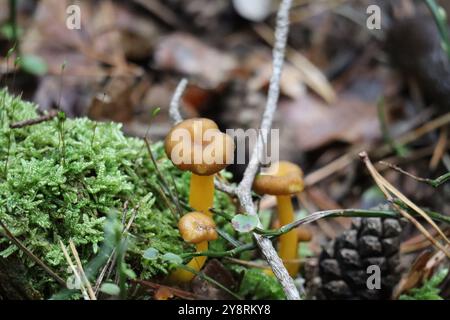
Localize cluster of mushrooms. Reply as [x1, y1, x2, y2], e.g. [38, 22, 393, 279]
[164, 118, 311, 282]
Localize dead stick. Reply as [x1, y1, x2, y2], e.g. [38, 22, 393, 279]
[10, 110, 58, 129]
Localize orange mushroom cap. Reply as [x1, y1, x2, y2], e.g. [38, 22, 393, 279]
[164, 118, 235, 176]
[253, 161, 304, 195]
[178, 212, 218, 244]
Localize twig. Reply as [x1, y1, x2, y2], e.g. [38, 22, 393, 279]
[379, 161, 450, 188]
[216, 228, 243, 248]
[94, 200, 143, 294]
[166, 0, 297, 299]
[144, 138, 181, 218]
[133, 0, 180, 28]
[132, 279, 209, 300]
[176, 265, 243, 300]
[10, 110, 58, 129]
[0, 219, 66, 287]
[214, 206, 450, 237]
[235, 0, 300, 300]
[429, 127, 448, 169]
[169, 79, 187, 125]
[304, 111, 450, 187]
[59, 240, 89, 300]
[68, 240, 96, 300]
[183, 206, 450, 262]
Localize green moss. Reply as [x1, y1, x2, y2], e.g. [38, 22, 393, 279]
[0, 89, 235, 298]
[230, 265, 285, 300]
[400, 268, 448, 300]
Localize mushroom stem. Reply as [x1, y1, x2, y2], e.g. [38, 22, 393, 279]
[170, 241, 208, 282]
[276, 195, 299, 276]
[170, 174, 215, 282]
[189, 174, 214, 216]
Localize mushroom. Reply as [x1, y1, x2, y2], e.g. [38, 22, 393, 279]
[165, 118, 234, 281]
[178, 212, 218, 244]
[253, 161, 304, 276]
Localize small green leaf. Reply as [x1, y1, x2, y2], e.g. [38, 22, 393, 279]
[123, 268, 137, 279]
[58, 111, 66, 121]
[151, 107, 161, 117]
[438, 6, 447, 20]
[161, 252, 183, 265]
[14, 57, 21, 67]
[232, 214, 259, 233]
[143, 247, 159, 260]
[6, 46, 16, 58]
[20, 55, 48, 76]
[100, 283, 120, 296]
[1, 25, 23, 41]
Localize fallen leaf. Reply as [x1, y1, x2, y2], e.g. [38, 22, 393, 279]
[280, 93, 381, 151]
[154, 33, 237, 89]
[191, 259, 237, 300]
[254, 24, 336, 104]
[246, 51, 306, 100]
[393, 251, 434, 299]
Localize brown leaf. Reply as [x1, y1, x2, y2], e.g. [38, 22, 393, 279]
[245, 50, 306, 100]
[154, 33, 237, 89]
[280, 94, 381, 151]
[191, 259, 237, 300]
[23, 0, 144, 117]
[393, 251, 433, 299]
[88, 76, 146, 123]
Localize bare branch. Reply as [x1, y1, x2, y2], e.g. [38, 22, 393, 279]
[238, 0, 292, 192]
[236, 0, 300, 300]
[169, 78, 188, 124]
[10, 110, 58, 129]
[0, 219, 66, 287]
[165, 0, 298, 299]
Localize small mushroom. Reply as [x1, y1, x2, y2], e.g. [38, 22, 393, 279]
[165, 118, 234, 215]
[253, 161, 304, 276]
[178, 212, 218, 244]
[165, 118, 234, 282]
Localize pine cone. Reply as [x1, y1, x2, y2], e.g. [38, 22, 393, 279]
[318, 217, 403, 300]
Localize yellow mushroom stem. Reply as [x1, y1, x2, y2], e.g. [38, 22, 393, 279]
[189, 174, 214, 217]
[276, 195, 299, 276]
[170, 174, 214, 282]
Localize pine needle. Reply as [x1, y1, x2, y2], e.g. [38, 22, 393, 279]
[360, 152, 450, 258]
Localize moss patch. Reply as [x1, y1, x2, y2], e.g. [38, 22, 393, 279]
[0, 90, 235, 298]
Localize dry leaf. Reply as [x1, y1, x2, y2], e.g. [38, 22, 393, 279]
[191, 259, 237, 300]
[253, 24, 336, 104]
[246, 50, 306, 99]
[393, 251, 433, 298]
[280, 94, 380, 151]
[154, 33, 237, 89]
